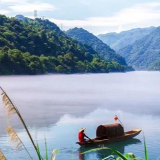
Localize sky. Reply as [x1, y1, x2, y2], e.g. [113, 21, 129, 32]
[0, 0, 160, 35]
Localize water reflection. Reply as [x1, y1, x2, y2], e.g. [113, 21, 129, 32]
[78, 138, 141, 160]
[0, 72, 160, 160]
[0, 71, 160, 133]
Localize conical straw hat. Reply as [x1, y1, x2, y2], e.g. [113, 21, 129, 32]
[79, 128, 86, 132]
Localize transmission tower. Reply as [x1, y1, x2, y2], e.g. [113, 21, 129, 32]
[42, 16, 45, 20]
[34, 10, 37, 19]
[60, 23, 63, 30]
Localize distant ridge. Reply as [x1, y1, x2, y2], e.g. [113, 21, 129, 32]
[98, 27, 155, 51]
[118, 27, 160, 70]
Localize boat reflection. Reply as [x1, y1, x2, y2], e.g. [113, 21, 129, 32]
[78, 138, 141, 160]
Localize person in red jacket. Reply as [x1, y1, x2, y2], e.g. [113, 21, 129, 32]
[78, 128, 90, 143]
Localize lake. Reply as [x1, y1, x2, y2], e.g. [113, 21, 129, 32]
[0, 71, 160, 160]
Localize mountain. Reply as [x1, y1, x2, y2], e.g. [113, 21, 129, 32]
[65, 27, 127, 66]
[98, 27, 155, 51]
[117, 27, 160, 70]
[0, 15, 125, 75]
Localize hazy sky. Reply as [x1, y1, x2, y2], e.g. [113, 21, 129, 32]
[0, 0, 160, 35]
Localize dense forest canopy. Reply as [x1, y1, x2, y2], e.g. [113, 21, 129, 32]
[0, 15, 125, 75]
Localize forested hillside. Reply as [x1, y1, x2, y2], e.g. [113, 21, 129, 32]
[149, 60, 160, 71]
[66, 27, 127, 66]
[0, 15, 125, 75]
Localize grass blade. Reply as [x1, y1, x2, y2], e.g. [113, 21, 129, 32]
[109, 148, 128, 160]
[45, 138, 48, 160]
[81, 147, 109, 154]
[124, 153, 136, 160]
[71, 155, 74, 160]
[36, 142, 42, 160]
[102, 155, 115, 160]
[50, 149, 59, 160]
[143, 134, 149, 160]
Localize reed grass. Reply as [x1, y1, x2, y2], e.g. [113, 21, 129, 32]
[0, 87, 61, 160]
[0, 149, 7, 160]
[1, 92, 16, 117]
[7, 126, 23, 151]
[0, 86, 41, 160]
[6, 125, 33, 159]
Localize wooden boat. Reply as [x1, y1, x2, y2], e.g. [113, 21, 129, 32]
[77, 129, 142, 147]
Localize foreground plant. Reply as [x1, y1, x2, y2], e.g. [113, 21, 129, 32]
[7, 125, 34, 160]
[50, 149, 59, 160]
[81, 135, 149, 160]
[0, 149, 7, 160]
[143, 135, 149, 160]
[36, 136, 59, 160]
[81, 147, 128, 160]
[0, 86, 59, 160]
[45, 138, 49, 160]
[0, 86, 40, 159]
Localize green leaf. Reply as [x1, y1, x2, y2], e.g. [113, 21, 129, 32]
[124, 153, 136, 160]
[109, 148, 128, 160]
[36, 142, 41, 160]
[101, 155, 115, 160]
[143, 134, 149, 160]
[45, 138, 48, 160]
[71, 155, 74, 160]
[81, 147, 109, 154]
[81, 147, 128, 160]
[50, 149, 59, 160]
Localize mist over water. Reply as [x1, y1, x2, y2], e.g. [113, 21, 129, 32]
[0, 71, 160, 160]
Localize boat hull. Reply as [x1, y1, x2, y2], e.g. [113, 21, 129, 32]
[77, 129, 141, 146]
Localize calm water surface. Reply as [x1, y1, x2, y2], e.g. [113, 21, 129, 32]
[0, 71, 160, 160]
